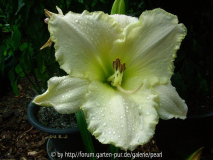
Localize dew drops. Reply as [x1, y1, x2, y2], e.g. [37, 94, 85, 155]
[100, 137, 105, 142]
[120, 116, 123, 119]
[75, 19, 79, 23]
[140, 115, 144, 129]
[118, 135, 121, 138]
[103, 122, 106, 126]
[121, 125, 123, 128]
[92, 117, 95, 120]
[108, 131, 111, 134]
[113, 131, 115, 135]
[101, 114, 105, 117]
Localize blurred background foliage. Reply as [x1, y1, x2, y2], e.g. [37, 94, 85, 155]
[0, 0, 212, 115]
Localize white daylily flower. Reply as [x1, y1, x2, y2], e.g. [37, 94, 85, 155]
[33, 7, 188, 151]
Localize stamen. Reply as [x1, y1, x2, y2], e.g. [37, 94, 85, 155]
[113, 58, 126, 73]
[108, 58, 142, 94]
[40, 38, 52, 50]
[44, 9, 54, 18]
[117, 84, 143, 94]
[108, 58, 126, 87]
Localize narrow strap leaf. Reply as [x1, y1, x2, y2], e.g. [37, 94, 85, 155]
[75, 110, 96, 160]
[110, 144, 119, 160]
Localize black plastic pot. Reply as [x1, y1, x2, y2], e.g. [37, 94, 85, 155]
[155, 112, 213, 159]
[27, 100, 85, 160]
[27, 99, 109, 159]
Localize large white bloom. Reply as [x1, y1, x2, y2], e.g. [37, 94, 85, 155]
[34, 7, 187, 151]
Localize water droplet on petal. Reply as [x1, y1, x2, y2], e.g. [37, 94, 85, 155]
[100, 137, 105, 142]
[140, 117, 143, 130]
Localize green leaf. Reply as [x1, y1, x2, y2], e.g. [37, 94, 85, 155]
[186, 147, 204, 160]
[19, 43, 28, 51]
[11, 26, 21, 50]
[91, 0, 98, 7]
[9, 67, 19, 96]
[75, 110, 96, 160]
[66, 0, 72, 8]
[15, 64, 25, 77]
[20, 46, 33, 74]
[110, 145, 119, 160]
[196, 74, 208, 93]
[36, 53, 46, 73]
[0, 45, 5, 75]
[15, 0, 25, 15]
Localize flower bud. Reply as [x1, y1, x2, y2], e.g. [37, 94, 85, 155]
[111, 0, 125, 15]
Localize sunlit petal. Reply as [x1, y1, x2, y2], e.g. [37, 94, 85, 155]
[82, 81, 159, 151]
[111, 8, 187, 90]
[48, 11, 123, 81]
[153, 82, 187, 119]
[33, 76, 90, 114]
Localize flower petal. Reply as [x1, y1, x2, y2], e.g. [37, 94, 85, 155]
[109, 14, 138, 29]
[33, 76, 90, 114]
[48, 10, 123, 81]
[81, 81, 159, 151]
[153, 82, 188, 119]
[110, 8, 187, 89]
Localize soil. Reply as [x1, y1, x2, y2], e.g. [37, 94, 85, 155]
[38, 107, 77, 129]
[0, 77, 161, 160]
[0, 77, 49, 160]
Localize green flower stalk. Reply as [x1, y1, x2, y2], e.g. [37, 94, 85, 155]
[34, 7, 187, 151]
